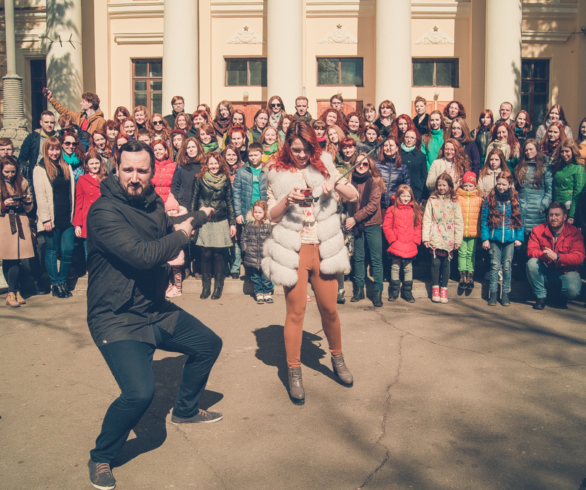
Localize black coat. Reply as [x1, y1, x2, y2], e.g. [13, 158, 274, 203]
[17, 130, 43, 198]
[190, 176, 236, 225]
[400, 148, 428, 201]
[86, 175, 208, 347]
[413, 114, 430, 137]
[462, 140, 481, 177]
[241, 215, 272, 269]
[171, 163, 200, 209]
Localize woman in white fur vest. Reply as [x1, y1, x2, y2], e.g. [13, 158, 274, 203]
[262, 120, 359, 405]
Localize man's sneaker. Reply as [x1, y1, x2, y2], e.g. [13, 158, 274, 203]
[88, 459, 116, 490]
[171, 408, 223, 424]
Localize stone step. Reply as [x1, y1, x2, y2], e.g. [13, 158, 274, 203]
[68, 275, 535, 300]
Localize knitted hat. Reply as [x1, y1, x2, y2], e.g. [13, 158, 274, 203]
[165, 193, 180, 213]
[170, 128, 187, 138]
[462, 171, 477, 185]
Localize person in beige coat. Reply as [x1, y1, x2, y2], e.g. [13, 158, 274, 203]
[33, 137, 76, 298]
[477, 148, 511, 196]
[1, 157, 35, 307]
[426, 138, 471, 191]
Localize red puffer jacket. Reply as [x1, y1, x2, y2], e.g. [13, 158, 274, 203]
[73, 174, 101, 238]
[152, 158, 176, 203]
[382, 201, 422, 258]
[527, 222, 585, 273]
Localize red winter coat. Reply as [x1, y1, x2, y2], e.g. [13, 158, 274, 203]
[73, 174, 102, 238]
[382, 201, 422, 258]
[527, 222, 585, 273]
[152, 158, 176, 203]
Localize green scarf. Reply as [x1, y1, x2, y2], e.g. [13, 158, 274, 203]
[203, 171, 227, 190]
[401, 143, 416, 153]
[202, 140, 219, 154]
[264, 142, 278, 155]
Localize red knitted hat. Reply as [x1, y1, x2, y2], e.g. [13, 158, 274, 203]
[462, 171, 477, 185]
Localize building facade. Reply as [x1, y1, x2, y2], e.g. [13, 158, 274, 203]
[1, 0, 585, 137]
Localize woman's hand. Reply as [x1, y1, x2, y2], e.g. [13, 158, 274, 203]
[74, 225, 83, 238]
[24, 196, 32, 204]
[236, 215, 245, 225]
[322, 181, 335, 195]
[43, 221, 53, 233]
[3, 197, 15, 207]
[230, 225, 237, 238]
[514, 240, 522, 247]
[286, 188, 306, 205]
[423, 241, 431, 248]
[454, 243, 461, 250]
[482, 240, 490, 250]
[345, 217, 356, 231]
[567, 217, 574, 225]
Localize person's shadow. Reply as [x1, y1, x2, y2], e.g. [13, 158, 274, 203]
[254, 325, 340, 396]
[111, 355, 223, 468]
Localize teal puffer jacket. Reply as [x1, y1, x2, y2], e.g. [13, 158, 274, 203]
[516, 162, 552, 233]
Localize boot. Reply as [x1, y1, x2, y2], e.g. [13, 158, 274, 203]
[458, 271, 467, 289]
[372, 291, 383, 307]
[331, 354, 353, 386]
[200, 275, 212, 299]
[466, 271, 475, 290]
[402, 281, 415, 303]
[337, 289, 346, 305]
[431, 286, 440, 303]
[211, 273, 225, 300]
[501, 291, 510, 306]
[174, 268, 182, 295]
[387, 280, 400, 302]
[350, 286, 364, 302]
[288, 367, 305, 405]
[6, 292, 20, 308]
[59, 284, 72, 298]
[440, 287, 448, 304]
[533, 297, 546, 310]
[488, 290, 497, 306]
[15, 291, 26, 305]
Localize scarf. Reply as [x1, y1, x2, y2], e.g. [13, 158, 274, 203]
[401, 143, 416, 153]
[62, 151, 80, 167]
[296, 112, 313, 122]
[541, 138, 560, 156]
[495, 188, 511, 203]
[213, 117, 231, 137]
[317, 136, 327, 143]
[3, 175, 16, 184]
[264, 142, 278, 155]
[202, 140, 219, 154]
[348, 171, 373, 235]
[40, 129, 55, 139]
[203, 171, 227, 190]
[269, 112, 283, 129]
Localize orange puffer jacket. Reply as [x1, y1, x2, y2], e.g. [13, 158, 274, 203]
[456, 187, 483, 238]
[152, 158, 177, 203]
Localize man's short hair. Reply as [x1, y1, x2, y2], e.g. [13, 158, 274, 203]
[40, 110, 55, 120]
[295, 96, 308, 105]
[548, 201, 568, 215]
[248, 142, 263, 154]
[500, 101, 513, 110]
[137, 128, 151, 137]
[171, 96, 185, 105]
[330, 94, 343, 104]
[0, 137, 14, 148]
[117, 140, 155, 172]
[82, 92, 100, 110]
[58, 114, 72, 127]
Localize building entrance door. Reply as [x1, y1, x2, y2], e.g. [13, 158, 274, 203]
[231, 102, 266, 128]
[30, 59, 47, 130]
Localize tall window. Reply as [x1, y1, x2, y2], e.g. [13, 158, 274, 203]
[317, 58, 363, 86]
[225, 59, 267, 86]
[30, 60, 47, 130]
[521, 59, 549, 127]
[132, 60, 162, 114]
[412, 59, 459, 87]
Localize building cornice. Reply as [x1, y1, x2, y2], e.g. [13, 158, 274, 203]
[108, 2, 164, 19]
[522, 30, 573, 43]
[113, 32, 164, 44]
[522, 2, 578, 20]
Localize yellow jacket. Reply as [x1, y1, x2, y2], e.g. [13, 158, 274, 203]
[456, 187, 483, 238]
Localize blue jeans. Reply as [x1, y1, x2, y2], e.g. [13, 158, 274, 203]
[353, 225, 384, 292]
[90, 309, 222, 464]
[526, 258, 582, 299]
[247, 266, 273, 294]
[44, 226, 75, 285]
[229, 239, 242, 275]
[489, 241, 514, 293]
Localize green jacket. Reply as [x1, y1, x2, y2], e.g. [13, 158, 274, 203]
[421, 129, 444, 170]
[553, 162, 586, 218]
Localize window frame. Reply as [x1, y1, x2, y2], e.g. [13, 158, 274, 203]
[131, 59, 163, 115]
[224, 58, 267, 87]
[316, 57, 364, 87]
[521, 58, 550, 126]
[411, 58, 459, 88]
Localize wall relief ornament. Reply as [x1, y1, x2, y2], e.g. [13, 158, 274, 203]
[318, 24, 358, 44]
[226, 25, 264, 44]
[416, 25, 455, 45]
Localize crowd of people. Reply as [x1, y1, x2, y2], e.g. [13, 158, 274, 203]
[1, 91, 586, 311]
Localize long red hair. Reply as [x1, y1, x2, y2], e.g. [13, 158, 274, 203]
[391, 184, 422, 226]
[444, 101, 467, 120]
[487, 173, 523, 230]
[390, 114, 415, 141]
[272, 120, 329, 178]
[475, 109, 494, 133]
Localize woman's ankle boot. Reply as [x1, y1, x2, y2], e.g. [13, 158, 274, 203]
[337, 289, 346, 304]
[501, 291, 511, 306]
[402, 281, 415, 303]
[331, 354, 353, 386]
[388, 280, 401, 302]
[372, 291, 383, 307]
[200, 275, 212, 299]
[350, 286, 364, 302]
[211, 272, 225, 300]
[488, 290, 498, 306]
[288, 367, 305, 405]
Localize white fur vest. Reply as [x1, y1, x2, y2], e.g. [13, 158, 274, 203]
[261, 153, 350, 287]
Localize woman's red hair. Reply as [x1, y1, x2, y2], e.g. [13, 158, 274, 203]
[475, 109, 494, 133]
[491, 122, 520, 152]
[444, 101, 467, 120]
[272, 120, 329, 178]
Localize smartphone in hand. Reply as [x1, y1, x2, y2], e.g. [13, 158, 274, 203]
[299, 188, 313, 207]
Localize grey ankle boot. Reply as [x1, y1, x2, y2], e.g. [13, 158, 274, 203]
[288, 367, 305, 405]
[388, 280, 401, 302]
[331, 354, 353, 386]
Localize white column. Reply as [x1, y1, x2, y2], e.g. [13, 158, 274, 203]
[376, 0, 412, 115]
[4, 0, 16, 75]
[267, 0, 303, 112]
[163, 0, 199, 111]
[46, 0, 84, 109]
[485, 0, 522, 115]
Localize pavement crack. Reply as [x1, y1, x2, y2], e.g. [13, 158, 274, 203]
[358, 316, 404, 489]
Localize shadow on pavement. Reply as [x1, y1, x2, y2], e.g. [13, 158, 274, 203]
[111, 355, 223, 468]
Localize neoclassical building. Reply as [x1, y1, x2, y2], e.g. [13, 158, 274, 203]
[1, 0, 585, 144]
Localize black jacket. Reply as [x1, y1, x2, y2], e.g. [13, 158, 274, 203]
[413, 114, 430, 137]
[18, 130, 43, 190]
[190, 176, 236, 225]
[86, 175, 207, 347]
[400, 148, 428, 201]
[171, 163, 200, 208]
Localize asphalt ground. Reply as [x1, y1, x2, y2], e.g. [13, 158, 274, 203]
[1, 291, 586, 489]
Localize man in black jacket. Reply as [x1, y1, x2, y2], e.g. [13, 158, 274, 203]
[85, 141, 221, 490]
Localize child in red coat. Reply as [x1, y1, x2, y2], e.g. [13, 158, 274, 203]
[74, 150, 108, 259]
[382, 184, 423, 302]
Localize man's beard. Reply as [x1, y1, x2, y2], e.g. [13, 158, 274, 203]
[119, 179, 153, 205]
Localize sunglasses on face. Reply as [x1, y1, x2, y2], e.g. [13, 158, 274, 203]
[271, 104, 281, 108]
[357, 162, 369, 168]
[153, 121, 163, 125]
[63, 141, 75, 146]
